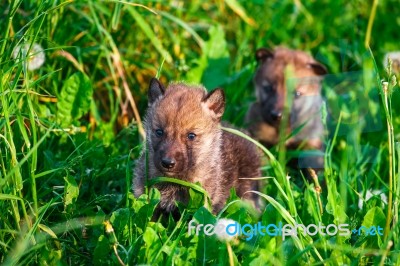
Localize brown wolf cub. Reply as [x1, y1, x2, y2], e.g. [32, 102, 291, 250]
[246, 47, 327, 170]
[134, 78, 260, 214]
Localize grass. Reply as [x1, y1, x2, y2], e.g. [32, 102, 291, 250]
[1, 0, 400, 265]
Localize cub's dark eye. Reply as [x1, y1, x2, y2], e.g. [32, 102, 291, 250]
[187, 132, 196, 140]
[263, 84, 273, 92]
[155, 129, 164, 137]
[294, 91, 302, 98]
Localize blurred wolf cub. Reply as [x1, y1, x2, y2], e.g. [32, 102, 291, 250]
[134, 78, 260, 215]
[246, 47, 327, 170]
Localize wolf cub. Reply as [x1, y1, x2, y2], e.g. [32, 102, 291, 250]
[246, 47, 327, 170]
[134, 78, 260, 214]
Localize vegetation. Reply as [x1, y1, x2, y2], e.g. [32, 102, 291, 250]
[0, 0, 399, 264]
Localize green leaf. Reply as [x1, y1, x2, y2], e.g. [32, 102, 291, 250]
[111, 2, 122, 30]
[249, 253, 272, 266]
[193, 206, 216, 226]
[136, 188, 160, 230]
[56, 72, 93, 128]
[109, 208, 130, 241]
[193, 207, 218, 263]
[38, 247, 62, 266]
[325, 180, 348, 225]
[362, 207, 386, 228]
[63, 174, 79, 213]
[186, 25, 230, 88]
[143, 227, 162, 264]
[147, 177, 209, 199]
[359, 207, 385, 248]
[93, 235, 110, 265]
[0, 193, 23, 201]
[187, 187, 205, 211]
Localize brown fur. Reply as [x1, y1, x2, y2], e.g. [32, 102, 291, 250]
[246, 47, 327, 169]
[134, 78, 260, 214]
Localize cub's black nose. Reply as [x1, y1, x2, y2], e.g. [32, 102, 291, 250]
[270, 110, 282, 121]
[161, 158, 176, 169]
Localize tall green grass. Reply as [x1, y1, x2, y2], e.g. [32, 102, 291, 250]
[0, 0, 399, 264]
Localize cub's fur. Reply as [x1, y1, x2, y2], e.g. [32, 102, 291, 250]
[134, 78, 260, 214]
[246, 47, 327, 169]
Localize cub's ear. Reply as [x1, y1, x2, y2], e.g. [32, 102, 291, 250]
[148, 78, 165, 104]
[202, 88, 225, 119]
[255, 48, 273, 63]
[308, 61, 327, 76]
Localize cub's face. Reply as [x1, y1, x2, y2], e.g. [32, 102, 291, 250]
[253, 47, 327, 128]
[145, 78, 225, 179]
